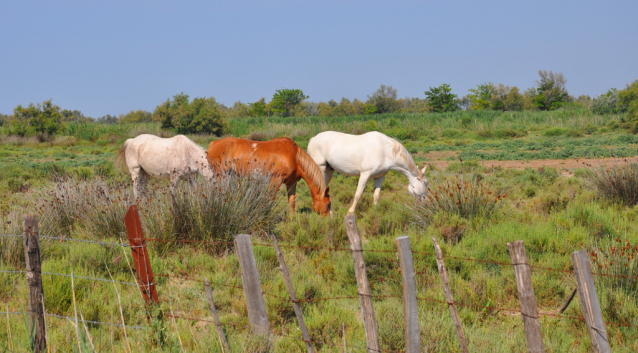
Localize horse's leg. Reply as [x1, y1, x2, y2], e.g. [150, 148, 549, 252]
[137, 170, 149, 198]
[170, 171, 181, 196]
[286, 183, 297, 214]
[129, 166, 142, 199]
[348, 172, 371, 214]
[373, 176, 385, 206]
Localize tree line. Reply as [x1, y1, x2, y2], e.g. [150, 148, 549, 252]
[1, 70, 637, 141]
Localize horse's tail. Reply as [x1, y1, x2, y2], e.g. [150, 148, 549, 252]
[114, 142, 128, 174]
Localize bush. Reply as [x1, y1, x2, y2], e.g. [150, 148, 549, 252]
[542, 127, 567, 137]
[153, 93, 228, 135]
[8, 100, 63, 141]
[424, 84, 459, 112]
[591, 88, 619, 115]
[585, 163, 638, 206]
[411, 174, 508, 227]
[590, 237, 638, 300]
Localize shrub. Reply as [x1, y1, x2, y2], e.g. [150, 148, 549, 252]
[153, 93, 228, 135]
[411, 174, 508, 227]
[591, 88, 619, 115]
[542, 127, 567, 137]
[8, 100, 63, 141]
[589, 237, 638, 300]
[425, 84, 459, 112]
[566, 129, 583, 138]
[367, 84, 400, 114]
[584, 163, 638, 206]
[270, 88, 308, 117]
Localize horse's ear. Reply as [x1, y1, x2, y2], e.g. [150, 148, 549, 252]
[421, 165, 427, 175]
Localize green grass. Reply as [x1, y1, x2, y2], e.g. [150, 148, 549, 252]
[1, 110, 638, 351]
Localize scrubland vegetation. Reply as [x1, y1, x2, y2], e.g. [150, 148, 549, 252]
[1, 75, 638, 351]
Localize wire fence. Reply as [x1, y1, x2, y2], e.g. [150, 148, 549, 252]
[3, 228, 638, 352]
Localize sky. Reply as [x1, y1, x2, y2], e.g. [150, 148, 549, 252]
[1, 0, 637, 118]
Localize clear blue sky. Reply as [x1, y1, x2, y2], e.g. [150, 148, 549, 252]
[1, 0, 637, 118]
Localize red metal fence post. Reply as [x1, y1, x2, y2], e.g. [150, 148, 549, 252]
[124, 205, 159, 305]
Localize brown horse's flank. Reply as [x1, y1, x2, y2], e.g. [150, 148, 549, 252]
[207, 137, 330, 216]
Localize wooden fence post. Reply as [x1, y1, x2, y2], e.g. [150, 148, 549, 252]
[572, 250, 610, 353]
[124, 205, 159, 305]
[234, 234, 270, 336]
[432, 237, 469, 353]
[271, 235, 315, 353]
[23, 214, 46, 353]
[344, 213, 380, 353]
[204, 278, 231, 353]
[396, 236, 420, 353]
[507, 240, 545, 353]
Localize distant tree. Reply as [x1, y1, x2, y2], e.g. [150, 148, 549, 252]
[0, 113, 8, 127]
[152, 93, 228, 136]
[61, 109, 93, 123]
[533, 70, 569, 111]
[119, 109, 153, 124]
[97, 114, 119, 124]
[270, 88, 308, 117]
[9, 100, 63, 141]
[226, 101, 250, 119]
[591, 89, 619, 115]
[400, 97, 429, 113]
[248, 98, 270, 117]
[618, 80, 638, 122]
[467, 83, 493, 110]
[492, 84, 524, 111]
[367, 84, 400, 114]
[425, 84, 459, 113]
[303, 102, 320, 116]
[317, 102, 334, 117]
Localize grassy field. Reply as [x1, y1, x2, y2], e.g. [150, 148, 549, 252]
[1, 110, 638, 352]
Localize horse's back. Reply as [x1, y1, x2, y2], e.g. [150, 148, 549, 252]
[309, 131, 397, 175]
[207, 137, 298, 176]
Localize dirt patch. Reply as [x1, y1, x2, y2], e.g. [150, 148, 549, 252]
[421, 151, 459, 160]
[425, 156, 638, 177]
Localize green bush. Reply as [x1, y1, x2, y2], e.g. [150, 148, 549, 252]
[542, 127, 567, 137]
[153, 93, 228, 135]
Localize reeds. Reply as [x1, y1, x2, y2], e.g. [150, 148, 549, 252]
[585, 163, 638, 206]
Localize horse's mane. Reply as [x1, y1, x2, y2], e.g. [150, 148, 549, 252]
[391, 138, 420, 175]
[296, 147, 327, 195]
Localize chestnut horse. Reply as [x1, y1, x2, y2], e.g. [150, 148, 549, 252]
[207, 137, 331, 216]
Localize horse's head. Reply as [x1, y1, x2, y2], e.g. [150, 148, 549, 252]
[409, 165, 428, 201]
[312, 187, 332, 217]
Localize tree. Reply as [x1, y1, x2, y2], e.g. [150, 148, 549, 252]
[61, 109, 93, 123]
[591, 89, 619, 115]
[425, 84, 459, 113]
[152, 93, 228, 136]
[9, 100, 62, 141]
[248, 98, 270, 117]
[467, 83, 493, 110]
[119, 109, 153, 123]
[96, 114, 119, 124]
[618, 80, 638, 122]
[367, 84, 400, 114]
[533, 70, 569, 111]
[226, 101, 250, 119]
[270, 88, 308, 117]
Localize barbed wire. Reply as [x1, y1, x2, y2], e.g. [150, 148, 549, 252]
[1, 310, 144, 330]
[40, 235, 129, 247]
[41, 271, 138, 286]
[155, 273, 243, 289]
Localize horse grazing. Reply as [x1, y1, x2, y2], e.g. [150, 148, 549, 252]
[308, 131, 427, 213]
[115, 134, 213, 198]
[207, 137, 331, 217]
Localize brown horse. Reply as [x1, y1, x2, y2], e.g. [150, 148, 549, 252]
[207, 137, 331, 216]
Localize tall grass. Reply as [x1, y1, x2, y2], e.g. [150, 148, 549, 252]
[585, 163, 638, 206]
[38, 172, 284, 253]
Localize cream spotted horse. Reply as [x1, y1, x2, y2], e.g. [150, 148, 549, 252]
[115, 134, 213, 198]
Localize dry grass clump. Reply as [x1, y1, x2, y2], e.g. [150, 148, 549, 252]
[412, 174, 508, 228]
[585, 163, 638, 206]
[38, 171, 284, 252]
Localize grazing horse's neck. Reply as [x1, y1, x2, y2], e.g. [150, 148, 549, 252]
[391, 161, 420, 184]
[295, 151, 325, 201]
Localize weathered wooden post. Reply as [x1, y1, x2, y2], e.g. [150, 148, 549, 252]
[396, 236, 420, 353]
[572, 250, 610, 353]
[235, 234, 270, 336]
[432, 237, 468, 353]
[507, 240, 545, 353]
[344, 213, 380, 353]
[204, 278, 231, 352]
[124, 205, 159, 305]
[23, 214, 46, 353]
[271, 235, 314, 353]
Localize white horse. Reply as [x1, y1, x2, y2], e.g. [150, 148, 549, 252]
[308, 131, 427, 213]
[115, 134, 213, 197]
